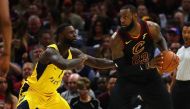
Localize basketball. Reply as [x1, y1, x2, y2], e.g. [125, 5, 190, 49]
[158, 51, 179, 73]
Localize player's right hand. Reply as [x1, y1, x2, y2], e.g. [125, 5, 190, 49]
[78, 53, 88, 62]
[148, 53, 163, 69]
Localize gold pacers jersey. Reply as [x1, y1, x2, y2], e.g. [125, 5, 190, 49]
[26, 44, 72, 95]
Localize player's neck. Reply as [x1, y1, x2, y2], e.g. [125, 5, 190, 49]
[128, 22, 141, 37]
[57, 42, 70, 55]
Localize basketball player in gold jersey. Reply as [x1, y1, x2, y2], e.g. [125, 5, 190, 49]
[17, 23, 115, 109]
[0, 0, 12, 77]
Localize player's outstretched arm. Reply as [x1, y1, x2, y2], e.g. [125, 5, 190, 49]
[71, 47, 116, 69]
[39, 48, 87, 70]
[0, 0, 12, 76]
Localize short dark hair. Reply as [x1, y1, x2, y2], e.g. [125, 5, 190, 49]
[183, 22, 190, 27]
[55, 22, 72, 42]
[77, 77, 91, 90]
[120, 4, 137, 13]
[56, 22, 72, 35]
[39, 29, 52, 39]
[106, 73, 117, 82]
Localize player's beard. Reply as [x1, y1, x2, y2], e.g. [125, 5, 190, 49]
[63, 38, 76, 47]
[120, 19, 135, 32]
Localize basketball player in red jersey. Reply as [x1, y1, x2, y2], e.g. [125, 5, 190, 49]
[109, 5, 173, 109]
[0, 0, 12, 77]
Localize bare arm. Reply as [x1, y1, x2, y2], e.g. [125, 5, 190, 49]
[0, 0, 12, 75]
[111, 31, 124, 60]
[70, 47, 115, 69]
[39, 48, 87, 70]
[11, 95, 18, 109]
[147, 21, 168, 51]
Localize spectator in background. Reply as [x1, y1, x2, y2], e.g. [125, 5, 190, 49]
[179, 0, 190, 22]
[93, 77, 107, 97]
[13, 14, 41, 65]
[29, 44, 44, 64]
[61, 2, 85, 31]
[0, 43, 23, 97]
[39, 29, 54, 47]
[61, 73, 95, 104]
[25, 15, 42, 50]
[0, 76, 18, 109]
[98, 74, 117, 109]
[87, 17, 109, 47]
[165, 27, 181, 46]
[57, 70, 73, 94]
[25, 4, 41, 18]
[169, 42, 181, 53]
[70, 77, 102, 109]
[137, 4, 149, 20]
[44, 10, 61, 33]
[9, 62, 33, 97]
[74, 65, 96, 82]
[95, 36, 112, 61]
[174, 10, 185, 29]
[74, 0, 86, 19]
[95, 36, 112, 76]
[22, 62, 33, 80]
[13, 0, 31, 17]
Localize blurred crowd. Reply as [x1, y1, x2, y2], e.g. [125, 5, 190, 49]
[0, 0, 189, 109]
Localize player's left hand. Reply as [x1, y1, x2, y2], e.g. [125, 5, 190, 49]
[148, 53, 164, 69]
[78, 53, 88, 62]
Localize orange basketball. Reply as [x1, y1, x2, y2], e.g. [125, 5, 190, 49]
[158, 51, 179, 73]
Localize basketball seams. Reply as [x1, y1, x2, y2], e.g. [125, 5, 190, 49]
[161, 51, 179, 73]
[167, 55, 179, 72]
[162, 52, 174, 70]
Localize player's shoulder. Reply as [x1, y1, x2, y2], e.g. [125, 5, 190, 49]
[38, 47, 59, 64]
[146, 21, 160, 29]
[11, 94, 18, 103]
[44, 47, 58, 55]
[70, 47, 83, 55]
[70, 47, 78, 52]
[146, 21, 161, 34]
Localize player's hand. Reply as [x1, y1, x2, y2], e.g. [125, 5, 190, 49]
[78, 53, 88, 62]
[148, 53, 163, 69]
[111, 33, 124, 60]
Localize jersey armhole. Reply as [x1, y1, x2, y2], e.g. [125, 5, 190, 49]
[144, 21, 153, 41]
